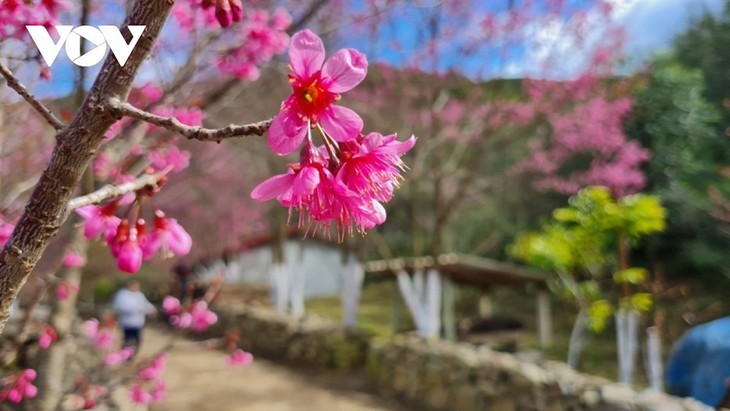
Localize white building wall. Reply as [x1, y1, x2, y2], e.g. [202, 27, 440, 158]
[225, 239, 344, 299]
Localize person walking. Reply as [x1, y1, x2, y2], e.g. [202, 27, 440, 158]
[112, 279, 156, 354]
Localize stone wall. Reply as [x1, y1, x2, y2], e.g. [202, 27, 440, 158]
[367, 336, 713, 411]
[205, 305, 713, 411]
[204, 304, 371, 371]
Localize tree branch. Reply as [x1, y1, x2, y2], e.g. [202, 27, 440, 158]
[67, 173, 165, 210]
[0, 61, 65, 130]
[0, 0, 175, 336]
[107, 98, 271, 142]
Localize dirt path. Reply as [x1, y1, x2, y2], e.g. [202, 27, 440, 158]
[142, 327, 411, 411]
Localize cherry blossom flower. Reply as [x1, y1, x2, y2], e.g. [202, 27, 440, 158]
[225, 349, 253, 367]
[83, 319, 115, 349]
[137, 354, 167, 380]
[0, 369, 37, 404]
[0, 217, 14, 247]
[104, 347, 134, 366]
[38, 324, 57, 349]
[62, 250, 86, 268]
[76, 203, 121, 240]
[338, 133, 417, 203]
[162, 296, 181, 315]
[268, 30, 368, 155]
[168, 300, 217, 331]
[109, 219, 143, 274]
[139, 211, 192, 260]
[55, 281, 79, 301]
[149, 146, 191, 173]
[252, 134, 415, 238]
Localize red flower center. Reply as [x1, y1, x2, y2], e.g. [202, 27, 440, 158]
[291, 75, 337, 121]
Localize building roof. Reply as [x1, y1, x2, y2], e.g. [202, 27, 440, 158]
[364, 253, 548, 289]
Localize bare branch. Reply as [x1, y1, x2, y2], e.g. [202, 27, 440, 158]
[0, 60, 65, 130]
[107, 98, 272, 142]
[68, 173, 165, 210]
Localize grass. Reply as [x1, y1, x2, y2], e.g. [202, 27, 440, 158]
[306, 280, 413, 340]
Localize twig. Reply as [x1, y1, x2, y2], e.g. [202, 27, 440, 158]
[0, 60, 65, 130]
[107, 98, 271, 142]
[67, 173, 165, 210]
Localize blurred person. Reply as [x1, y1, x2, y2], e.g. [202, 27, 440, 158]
[112, 279, 156, 354]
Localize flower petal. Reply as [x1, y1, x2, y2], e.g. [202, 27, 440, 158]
[251, 172, 296, 201]
[166, 222, 193, 256]
[319, 105, 362, 142]
[322, 48, 368, 93]
[289, 30, 325, 80]
[267, 112, 307, 155]
[291, 166, 321, 198]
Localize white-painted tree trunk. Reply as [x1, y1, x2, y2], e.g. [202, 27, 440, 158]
[396, 270, 426, 333]
[616, 310, 639, 385]
[395, 269, 442, 338]
[536, 290, 553, 348]
[341, 255, 364, 329]
[567, 310, 587, 369]
[424, 269, 441, 338]
[442, 276, 456, 341]
[270, 263, 289, 314]
[289, 263, 306, 317]
[646, 326, 664, 392]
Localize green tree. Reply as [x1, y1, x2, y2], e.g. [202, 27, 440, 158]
[624, 56, 730, 280]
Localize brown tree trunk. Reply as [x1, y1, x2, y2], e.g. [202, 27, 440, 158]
[0, 0, 173, 335]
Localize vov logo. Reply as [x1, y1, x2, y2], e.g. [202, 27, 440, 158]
[26, 25, 146, 67]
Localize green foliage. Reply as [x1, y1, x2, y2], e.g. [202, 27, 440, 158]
[510, 186, 666, 332]
[587, 299, 613, 332]
[613, 267, 648, 285]
[625, 53, 730, 280]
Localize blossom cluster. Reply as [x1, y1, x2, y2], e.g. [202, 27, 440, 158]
[83, 318, 116, 350]
[76, 200, 192, 274]
[130, 354, 167, 405]
[172, 3, 291, 81]
[0, 0, 65, 38]
[0, 369, 37, 404]
[251, 30, 416, 239]
[162, 296, 218, 332]
[64, 382, 106, 410]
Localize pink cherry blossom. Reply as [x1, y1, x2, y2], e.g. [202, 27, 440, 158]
[252, 132, 415, 237]
[104, 347, 134, 366]
[0, 369, 37, 404]
[170, 312, 193, 329]
[268, 30, 368, 156]
[83, 319, 116, 349]
[338, 133, 417, 202]
[189, 301, 218, 332]
[137, 354, 167, 380]
[109, 219, 143, 274]
[0, 217, 14, 247]
[38, 324, 57, 349]
[62, 250, 86, 268]
[139, 211, 192, 260]
[149, 146, 191, 173]
[55, 281, 79, 301]
[162, 296, 181, 315]
[75, 203, 121, 240]
[130, 383, 152, 405]
[225, 349, 253, 367]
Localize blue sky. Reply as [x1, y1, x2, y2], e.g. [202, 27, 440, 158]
[20, 0, 727, 97]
